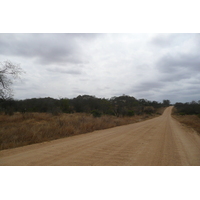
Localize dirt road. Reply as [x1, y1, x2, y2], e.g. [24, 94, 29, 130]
[1, 106, 200, 166]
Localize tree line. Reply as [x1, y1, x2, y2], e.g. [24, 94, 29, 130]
[174, 101, 200, 116]
[0, 95, 171, 117]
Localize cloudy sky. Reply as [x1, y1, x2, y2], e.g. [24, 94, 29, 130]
[0, 33, 199, 103]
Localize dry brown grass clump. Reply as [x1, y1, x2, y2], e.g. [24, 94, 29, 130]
[0, 112, 159, 150]
[172, 114, 200, 135]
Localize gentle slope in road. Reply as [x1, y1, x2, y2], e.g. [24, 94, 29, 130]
[0, 106, 200, 166]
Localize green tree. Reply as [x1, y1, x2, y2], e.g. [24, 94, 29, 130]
[59, 98, 70, 113]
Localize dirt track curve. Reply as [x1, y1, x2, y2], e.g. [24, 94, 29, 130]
[1, 106, 200, 166]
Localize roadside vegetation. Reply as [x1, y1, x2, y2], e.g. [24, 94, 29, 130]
[0, 110, 164, 150]
[173, 101, 200, 135]
[0, 95, 167, 150]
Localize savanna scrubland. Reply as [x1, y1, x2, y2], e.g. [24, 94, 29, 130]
[1, 95, 200, 151]
[172, 101, 200, 135]
[0, 95, 166, 150]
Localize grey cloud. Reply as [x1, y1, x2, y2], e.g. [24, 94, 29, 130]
[163, 87, 200, 103]
[150, 34, 175, 47]
[0, 33, 88, 65]
[157, 53, 200, 73]
[157, 67, 192, 83]
[150, 33, 191, 47]
[155, 35, 200, 82]
[67, 33, 101, 40]
[47, 66, 82, 75]
[132, 81, 166, 93]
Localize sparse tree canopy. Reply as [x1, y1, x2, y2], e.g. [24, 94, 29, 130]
[0, 61, 24, 100]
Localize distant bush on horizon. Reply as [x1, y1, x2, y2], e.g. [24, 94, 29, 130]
[174, 100, 200, 115]
[0, 94, 170, 117]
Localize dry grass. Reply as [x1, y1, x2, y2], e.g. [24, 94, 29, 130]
[172, 112, 200, 135]
[0, 112, 161, 150]
[155, 107, 166, 115]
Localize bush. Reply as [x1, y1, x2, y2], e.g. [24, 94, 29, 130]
[127, 110, 135, 116]
[91, 110, 102, 118]
[174, 101, 200, 115]
[144, 106, 155, 114]
[50, 107, 62, 116]
[5, 107, 14, 116]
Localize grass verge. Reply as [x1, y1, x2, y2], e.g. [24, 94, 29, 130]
[0, 112, 162, 150]
[172, 108, 200, 135]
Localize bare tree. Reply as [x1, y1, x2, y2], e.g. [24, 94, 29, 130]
[0, 61, 24, 100]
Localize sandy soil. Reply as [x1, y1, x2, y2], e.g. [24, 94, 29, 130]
[0, 106, 200, 166]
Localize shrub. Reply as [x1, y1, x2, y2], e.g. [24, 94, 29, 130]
[144, 106, 155, 114]
[127, 110, 135, 116]
[5, 107, 14, 116]
[91, 110, 102, 118]
[50, 107, 62, 116]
